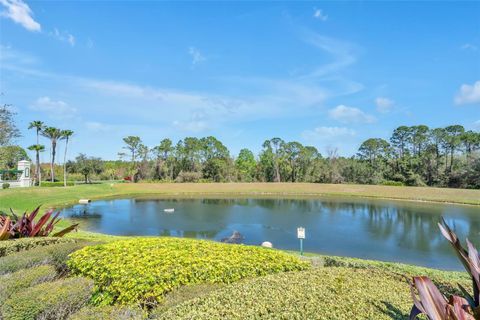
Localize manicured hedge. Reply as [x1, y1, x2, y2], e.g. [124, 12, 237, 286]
[68, 305, 145, 320]
[1, 277, 93, 320]
[0, 265, 57, 305]
[0, 237, 76, 257]
[155, 267, 414, 320]
[41, 181, 75, 187]
[68, 238, 310, 305]
[0, 241, 93, 274]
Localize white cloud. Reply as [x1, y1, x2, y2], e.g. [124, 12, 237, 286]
[328, 105, 376, 124]
[188, 46, 206, 65]
[0, 0, 40, 31]
[313, 8, 328, 21]
[85, 121, 111, 132]
[375, 97, 395, 113]
[301, 32, 357, 79]
[455, 81, 480, 105]
[51, 28, 75, 46]
[30, 96, 77, 119]
[173, 120, 209, 133]
[461, 43, 478, 51]
[302, 126, 355, 141]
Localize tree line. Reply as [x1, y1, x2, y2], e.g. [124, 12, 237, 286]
[1, 104, 479, 188]
[73, 124, 477, 188]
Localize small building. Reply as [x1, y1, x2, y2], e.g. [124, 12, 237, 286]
[0, 160, 32, 188]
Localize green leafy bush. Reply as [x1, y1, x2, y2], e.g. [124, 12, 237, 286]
[68, 238, 309, 305]
[0, 241, 93, 275]
[0, 265, 57, 305]
[68, 305, 145, 320]
[41, 181, 75, 187]
[0, 237, 76, 257]
[381, 180, 405, 186]
[2, 182, 10, 189]
[154, 267, 413, 320]
[1, 277, 93, 320]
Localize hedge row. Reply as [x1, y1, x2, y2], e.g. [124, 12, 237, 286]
[68, 305, 145, 320]
[0, 241, 94, 275]
[41, 181, 75, 187]
[1, 277, 93, 320]
[68, 238, 310, 305]
[0, 237, 77, 257]
[0, 265, 57, 305]
[155, 267, 414, 320]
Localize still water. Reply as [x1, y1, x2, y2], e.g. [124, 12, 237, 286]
[61, 197, 480, 270]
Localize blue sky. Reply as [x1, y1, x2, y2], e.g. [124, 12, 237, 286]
[0, 1, 479, 161]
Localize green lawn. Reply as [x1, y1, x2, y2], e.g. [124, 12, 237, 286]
[1, 182, 479, 214]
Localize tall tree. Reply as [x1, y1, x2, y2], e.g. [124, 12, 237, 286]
[27, 144, 45, 186]
[28, 121, 44, 185]
[61, 130, 74, 187]
[444, 125, 465, 172]
[0, 104, 21, 146]
[358, 138, 390, 166]
[235, 149, 257, 182]
[122, 136, 142, 167]
[41, 127, 64, 182]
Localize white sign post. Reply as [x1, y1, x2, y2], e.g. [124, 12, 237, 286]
[297, 227, 305, 255]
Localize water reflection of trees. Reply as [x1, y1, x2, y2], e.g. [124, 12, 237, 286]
[158, 229, 218, 239]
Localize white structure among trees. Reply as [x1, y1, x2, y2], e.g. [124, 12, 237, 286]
[0, 160, 32, 188]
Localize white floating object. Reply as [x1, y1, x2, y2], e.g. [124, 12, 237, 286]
[261, 241, 273, 248]
[164, 208, 175, 213]
[79, 199, 91, 204]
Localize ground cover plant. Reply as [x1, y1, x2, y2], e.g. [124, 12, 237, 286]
[154, 267, 415, 320]
[67, 237, 310, 305]
[0, 240, 93, 275]
[1, 277, 93, 320]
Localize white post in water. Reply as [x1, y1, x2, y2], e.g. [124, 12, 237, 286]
[17, 160, 32, 187]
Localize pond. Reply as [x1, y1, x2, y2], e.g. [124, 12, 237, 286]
[61, 197, 480, 270]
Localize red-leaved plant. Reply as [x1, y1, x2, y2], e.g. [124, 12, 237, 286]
[410, 218, 480, 319]
[0, 206, 78, 240]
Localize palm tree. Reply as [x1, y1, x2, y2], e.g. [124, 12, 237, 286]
[27, 144, 45, 186]
[41, 127, 64, 182]
[28, 121, 44, 185]
[61, 130, 74, 187]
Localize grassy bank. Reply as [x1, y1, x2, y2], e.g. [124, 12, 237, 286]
[1, 182, 479, 213]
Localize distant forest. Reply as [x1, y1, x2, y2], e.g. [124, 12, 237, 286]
[65, 125, 479, 189]
[1, 105, 479, 189]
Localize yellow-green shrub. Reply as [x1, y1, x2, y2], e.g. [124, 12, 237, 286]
[1, 277, 93, 320]
[67, 238, 309, 305]
[154, 267, 414, 320]
[0, 265, 57, 305]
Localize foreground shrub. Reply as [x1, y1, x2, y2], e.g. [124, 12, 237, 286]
[1, 277, 93, 320]
[155, 267, 413, 320]
[0, 206, 78, 240]
[0, 241, 92, 274]
[410, 218, 480, 319]
[2, 182, 10, 189]
[68, 237, 309, 305]
[0, 265, 57, 305]
[0, 237, 76, 257]
[68, 305, 145, 320]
